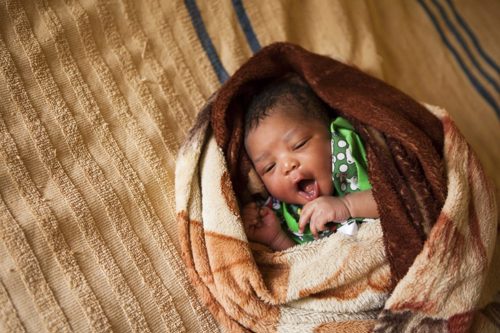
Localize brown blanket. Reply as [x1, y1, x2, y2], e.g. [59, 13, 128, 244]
[212, 42, 447, 283]
[175, 43, 497, 332]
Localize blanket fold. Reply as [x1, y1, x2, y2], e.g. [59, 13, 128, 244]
[175, 43, 497, 332]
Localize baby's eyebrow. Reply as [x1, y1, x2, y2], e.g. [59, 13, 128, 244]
[254, 152, 269, 164]
[283, 127, 299, 143]
[253, 126, 299, 164]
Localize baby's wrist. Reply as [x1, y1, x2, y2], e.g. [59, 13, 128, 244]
[338, 190, 378, 219]
[269, 231, 294, 251]
[338, 195, 354, 218]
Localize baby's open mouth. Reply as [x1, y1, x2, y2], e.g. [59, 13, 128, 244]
[297, 179, 319, 201]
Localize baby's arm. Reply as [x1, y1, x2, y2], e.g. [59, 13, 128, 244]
[242, 202, 295, 251]
[298, 189, 378, 238]
[340, 189, 378, 219]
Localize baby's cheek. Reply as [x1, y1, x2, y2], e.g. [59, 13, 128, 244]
[265, 176, 278, 190]
[266, 180, 286, 200]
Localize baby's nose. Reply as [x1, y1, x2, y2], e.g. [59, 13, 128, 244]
[284, 159, 299, 174]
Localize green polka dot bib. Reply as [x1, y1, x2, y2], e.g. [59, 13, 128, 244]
[330, 117, 371, 197]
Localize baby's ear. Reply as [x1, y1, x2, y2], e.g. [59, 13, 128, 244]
[237, 153, 267, 205]
[247, 168, 268, 198]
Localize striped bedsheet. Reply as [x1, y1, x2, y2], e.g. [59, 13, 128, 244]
[0, 0, 498, 332]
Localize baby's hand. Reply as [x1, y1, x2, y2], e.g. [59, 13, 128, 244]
[298, 196, 350, 239]
[242, 202, 296, 250]
[242, 202, 283, 246]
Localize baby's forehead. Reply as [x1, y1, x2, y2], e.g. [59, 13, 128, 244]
[269, 101, 328, 126]
[247, 109, 325, 144]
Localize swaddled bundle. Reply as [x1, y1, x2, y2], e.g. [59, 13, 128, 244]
[175, 43, 497, 332]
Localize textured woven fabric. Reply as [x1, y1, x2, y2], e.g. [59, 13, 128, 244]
[1, 1, 498, 332]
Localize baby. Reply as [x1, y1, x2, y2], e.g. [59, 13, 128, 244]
[242, 76, 379, 251]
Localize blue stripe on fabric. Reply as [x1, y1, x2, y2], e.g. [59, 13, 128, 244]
[445, 0, 500, 75]
[431, 0, 499, 93]
[231, 0, 261, 53]
[184, 0, 229, 83]
[417, 0, 499, 116]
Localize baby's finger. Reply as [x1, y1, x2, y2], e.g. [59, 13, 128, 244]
[243, 220, 252, 232]
[244, 203, 257, 213]
[311, 212, 322, 239]
[244, 217, 258, 227]
[298, 206, 313, 234]
[309, 219, 318, 239]
[310, 213, 328, 239]
[259, 207, 270, 217]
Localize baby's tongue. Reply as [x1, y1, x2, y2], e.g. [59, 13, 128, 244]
[302, 180, 315, 194]
[299, 179, 318, 200]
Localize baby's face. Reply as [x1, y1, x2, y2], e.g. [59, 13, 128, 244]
[245, 107, 333, 206]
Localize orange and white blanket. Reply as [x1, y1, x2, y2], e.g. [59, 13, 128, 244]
[176, 43, 497, 332]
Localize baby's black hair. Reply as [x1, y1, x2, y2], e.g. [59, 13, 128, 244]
[244, 76, 329, 137]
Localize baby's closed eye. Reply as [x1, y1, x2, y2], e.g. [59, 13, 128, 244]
[263, 163, 275, 174]
[293, 138, 310, 150]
